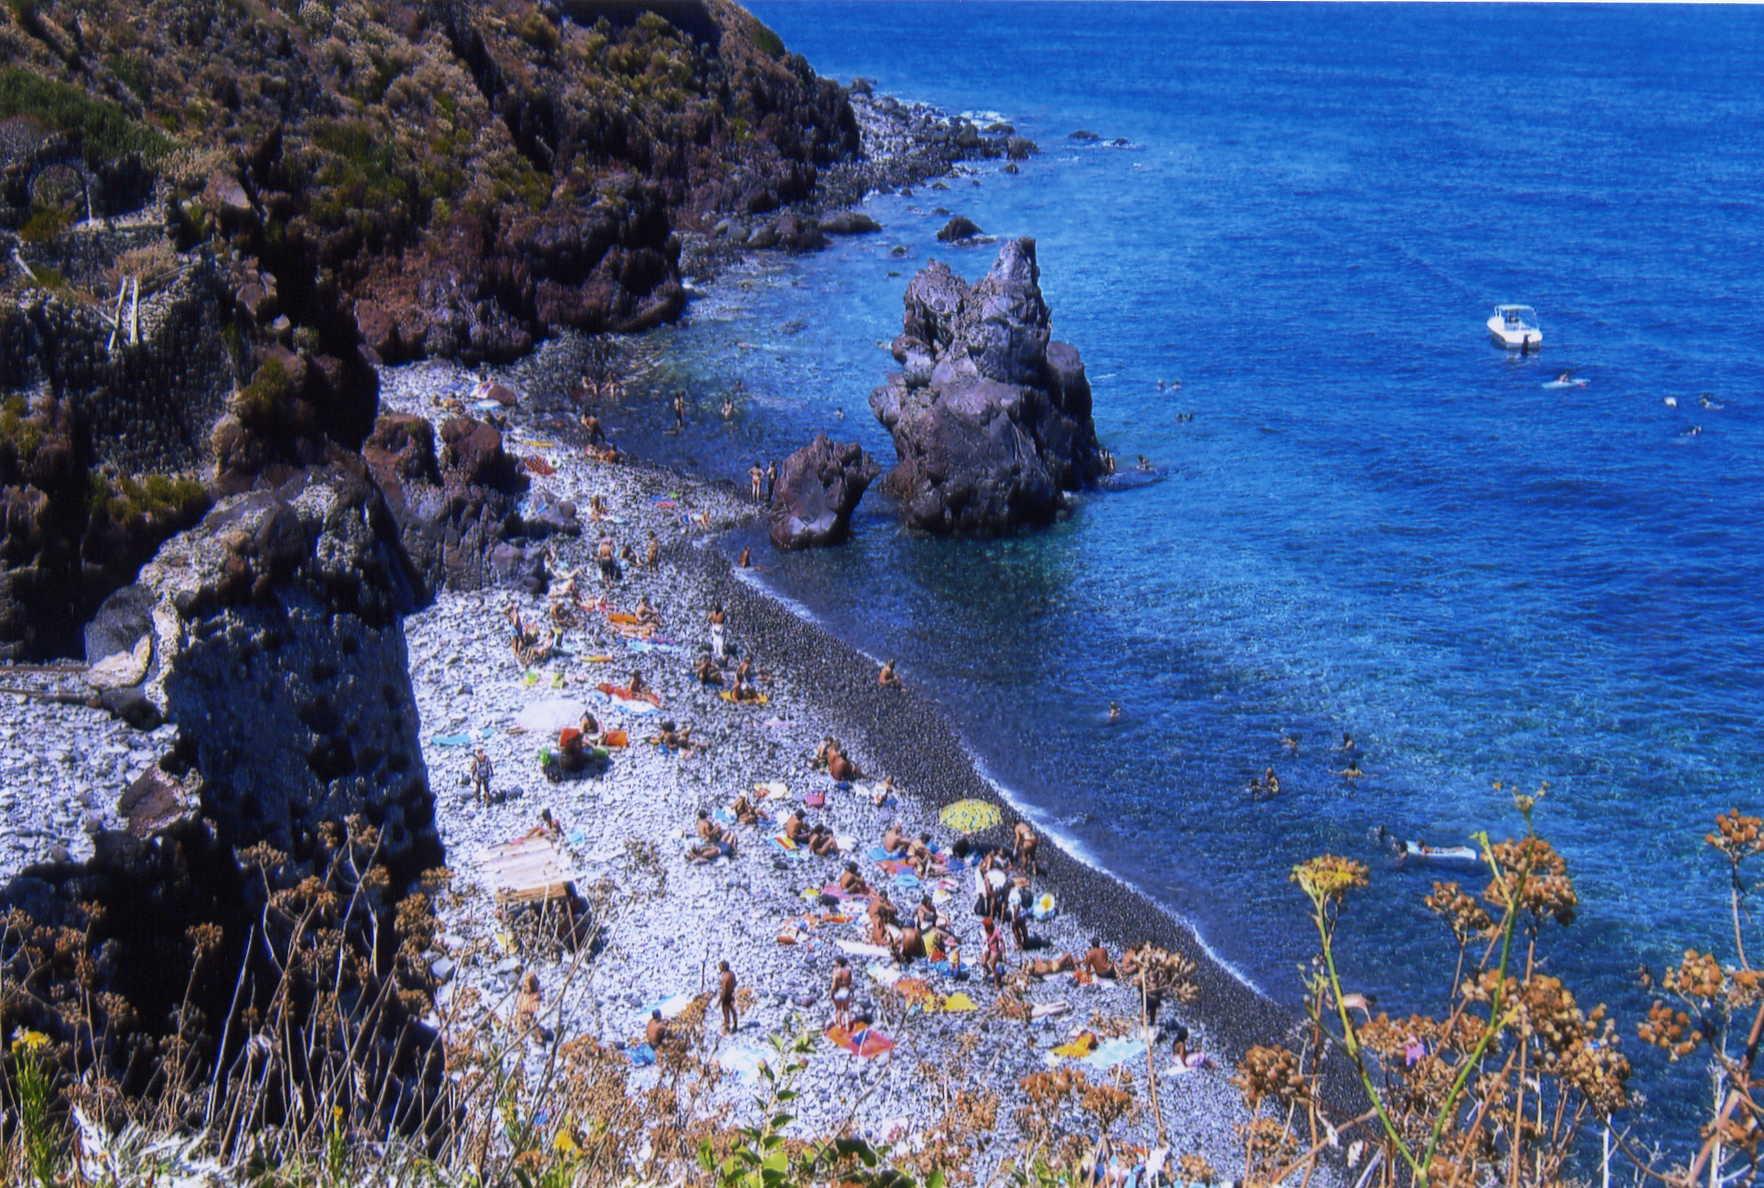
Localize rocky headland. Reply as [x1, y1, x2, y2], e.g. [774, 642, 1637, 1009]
[870, 237, 1105, 536]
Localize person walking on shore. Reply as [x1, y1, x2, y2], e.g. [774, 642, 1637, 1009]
[672, 390, 686, 433]
[1008, 874, 1033, 950]
[1014, 820, 1040, 876]
[644, 530, 659, 571]
[718, 960, 739, 1034]
[831, 957, 854, 1028]
[470, 748, 493, 805]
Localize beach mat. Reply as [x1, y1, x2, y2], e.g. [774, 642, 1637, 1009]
[826, 1024, 894, 1058]
[719, 690, 771, 705]
[431, 732, 472, 747]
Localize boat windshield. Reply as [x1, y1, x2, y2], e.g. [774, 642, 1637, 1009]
[1496, 305, 1538, 326]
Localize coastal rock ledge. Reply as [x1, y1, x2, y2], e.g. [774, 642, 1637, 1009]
[769, 434, 879, 549]
[868, 237, 1104, 535]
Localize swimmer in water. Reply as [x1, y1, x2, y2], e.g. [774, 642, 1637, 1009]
[1339, 756, 1365, 780]
[1553, 370, 1579, 385]
[1107, 701, 1121, 724]
[1135, 455, 1153, 472]
[721, 397, 736, 421]
[1279, 732, 1300, 755]
[1699, 394, 1724, 410]
[1683, 424, 1703, 437]
[1664, 396, 1679, 408]
[1338, 732, 1356, 753]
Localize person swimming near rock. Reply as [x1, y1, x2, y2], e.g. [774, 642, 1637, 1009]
[721, 397, 736, 421]
[1107, 701, 1122, 724]
[1101, 449, 1117, 475]
[878, 659, 902, 689]
[737, 546, 752, 569]
[1135, 455, 1153, 472]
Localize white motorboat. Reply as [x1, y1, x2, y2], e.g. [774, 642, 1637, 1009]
[1487, 304, 1542, 351]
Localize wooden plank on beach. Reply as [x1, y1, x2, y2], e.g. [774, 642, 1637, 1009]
[479, 831, 574, 905]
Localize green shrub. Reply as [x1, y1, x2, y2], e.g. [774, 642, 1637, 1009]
[751, 22, 785, 59]
[0, 67, 172, 166]
[17, 205, 70, 243]
[0, 394, 43, 462]
[233, 357, 293, 427]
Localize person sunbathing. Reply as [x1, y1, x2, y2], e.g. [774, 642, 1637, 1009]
[1024, 953, 1078, 979]
[907, 833, 937, 877]
[645, 1010, 668, 1048]
[913, 895, 939, 933]
[629, 670, 651, 698]
[694, 654, 723, 685]
[1082, 939, 1116, 979]
[812, 736, 837, 770]
[866, 891, 899, 944]
[634, 594, 662, 627]
[729, 794, 762, 827]
[692, 809, 732, 860]
[807, 824, 839, 857]
[836, 862, 869, 897]
[781, 810, 809, 846]
[827, 747, 861, 784]
[872, 778, 895, 808]
[881, 821, 907, 855]
[652, 720, 695, 753]
[893, 925, 925, 966]
[878, 659, 902, 689]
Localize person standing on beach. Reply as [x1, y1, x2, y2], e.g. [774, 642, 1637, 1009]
[831, 957, 854, 1028]
[644, 531, 659, 571]
[708, 603, 726, 662]
[596, 534, 618, 585]
[718, 961, 738, 1034]
[1014, 820, 1040, 876]
[1008, 874, 1033, 950]
[672, 390, 686, 433]
[878, 659, 902, 689]
[749, 462, 764, 502]
[981, 915, 1007, 987]
[765, 460, 778, 502]
[470, 748, 493, 805]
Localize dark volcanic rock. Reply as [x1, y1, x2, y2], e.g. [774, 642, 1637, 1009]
[868, 238, 1103, 536]
[818, 209, 882, 235]
[768, 435, 879, 550]
[936, 215, 983, 243]
[1004, 137, 1038, 161]
[363, 413, 557, 597]
[6, 466, 443, 1118]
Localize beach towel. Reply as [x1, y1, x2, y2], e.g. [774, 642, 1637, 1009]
[803, 790, 826, 809]
[719, 690, 770, 705]
[595, 682, 661, 707]
[896, 977, 935, 1004]
[893, 873, 922, 891]
[1050, 1033, 1099, 1061]
[1030, 1000, 1071, 1021]
[642, 993, 695, 1021]
[718, 1043, 771, 1084]
[825, 1024, 894, 1058]
[940, 992, 978, 1013]
[628, 1043, 657, 1067]
[866, 846, 900, 863]
[835, 834, 856, 853]
[712, 808, 737, 827]
[587, 654, 615, 664]
[820, 884, 862, 902]
[754, 781, 788, 800]
[431, 732, 472, 747]
[602, 729, 629, 749]
[867, 963, 902, 988]
[1081, 1036, 1148, 1072]
[836, 940, 892, 959]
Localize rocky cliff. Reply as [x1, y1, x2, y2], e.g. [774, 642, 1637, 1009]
[0, 0, 861, 655]
[2, 464, 443, 1123]
[869, 238, 1104, 535]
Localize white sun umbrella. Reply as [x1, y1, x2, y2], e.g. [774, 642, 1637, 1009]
[514, 697, 587, 734]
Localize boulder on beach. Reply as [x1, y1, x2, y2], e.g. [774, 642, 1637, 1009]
[868, 238, 1104, 536]
[363, 412, 559, 597]
[936, 215, 983, 243]
[769, 435, 880, 550]
[819, 210, 882, 235]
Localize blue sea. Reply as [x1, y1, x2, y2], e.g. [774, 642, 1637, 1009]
[621, 2, 1764, 1132]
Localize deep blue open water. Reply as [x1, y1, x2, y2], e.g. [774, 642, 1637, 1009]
[613, 2, 1764, 1133]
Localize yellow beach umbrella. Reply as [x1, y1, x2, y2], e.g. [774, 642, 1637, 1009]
[938, 798, 1002, 834]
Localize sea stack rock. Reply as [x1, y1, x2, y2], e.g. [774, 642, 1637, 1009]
[868, 238, 1103, 535]
[769, 435, 880, 550]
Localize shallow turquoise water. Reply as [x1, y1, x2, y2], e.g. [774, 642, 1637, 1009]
[612, 1, 1764, 1132]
